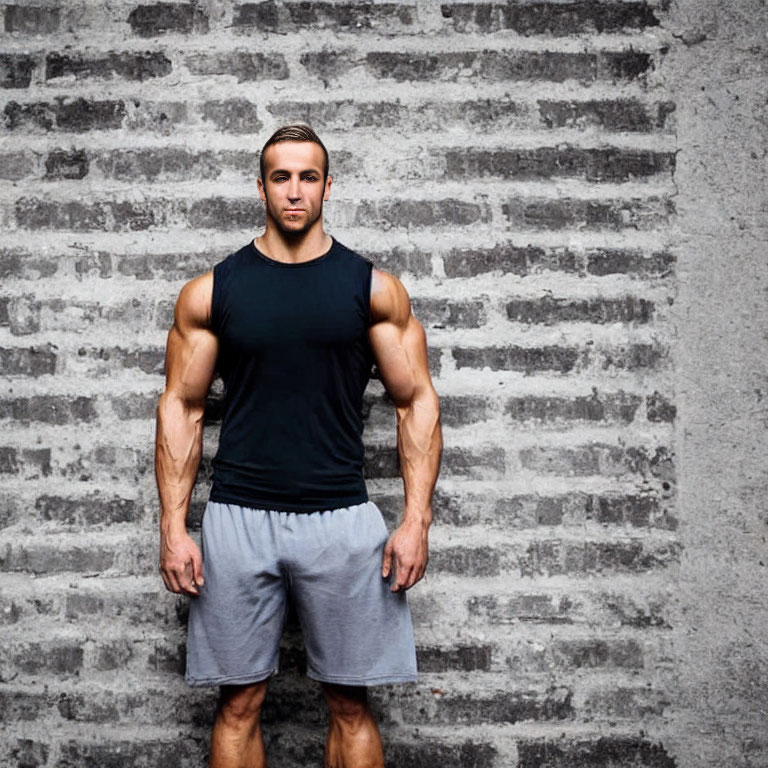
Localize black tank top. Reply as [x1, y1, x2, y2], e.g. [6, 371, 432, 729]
[208, 236, 375, 512]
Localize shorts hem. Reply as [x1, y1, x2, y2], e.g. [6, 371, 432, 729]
[306, 669, 418, 686]
[185, 666, 278, 688]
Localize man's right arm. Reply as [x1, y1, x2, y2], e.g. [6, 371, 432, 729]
[155, 272, 218, 596]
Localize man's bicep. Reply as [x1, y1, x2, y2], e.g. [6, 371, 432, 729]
[164, 275, 218, 404]
[164, 323, 218, 404]
[370, 314, 431, 407]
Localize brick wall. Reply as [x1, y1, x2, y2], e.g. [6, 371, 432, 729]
[1, 1, 765, 766]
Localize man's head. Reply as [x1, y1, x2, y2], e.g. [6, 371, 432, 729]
[257, 124, 332, 238]
[259, 124, 329, 184]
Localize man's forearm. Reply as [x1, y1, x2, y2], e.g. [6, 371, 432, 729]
[155, 391, 205, 535]
[395, 388, 442, 526]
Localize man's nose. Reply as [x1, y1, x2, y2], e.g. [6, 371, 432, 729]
[287, 176, 301, 199]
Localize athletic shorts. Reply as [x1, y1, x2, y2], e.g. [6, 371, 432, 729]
[185, 499, 418, 687]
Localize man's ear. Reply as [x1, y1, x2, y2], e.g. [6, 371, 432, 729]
[323, 175, 332, 201]
[257, 176, 266, 202]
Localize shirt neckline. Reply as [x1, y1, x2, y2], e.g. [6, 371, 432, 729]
[250, 236, 335, 268]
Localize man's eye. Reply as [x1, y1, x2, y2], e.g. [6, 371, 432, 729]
[303, 175, 318, 182]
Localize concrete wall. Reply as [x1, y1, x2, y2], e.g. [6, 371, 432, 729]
[0, 1, 765, 766]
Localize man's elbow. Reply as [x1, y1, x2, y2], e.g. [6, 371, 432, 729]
[157, 389, 207, 424]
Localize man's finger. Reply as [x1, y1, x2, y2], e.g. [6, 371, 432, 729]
[192, 554, 205, 588]
[381, 538, 394, 578]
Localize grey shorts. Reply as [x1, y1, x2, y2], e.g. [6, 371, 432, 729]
[185, 500, 418, 687]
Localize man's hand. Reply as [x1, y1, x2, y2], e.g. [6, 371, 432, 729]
[381, 517, 429, 592]
[159, 530, 204, 597]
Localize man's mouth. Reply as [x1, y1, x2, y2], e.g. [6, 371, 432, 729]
[285, 209, 305, 214]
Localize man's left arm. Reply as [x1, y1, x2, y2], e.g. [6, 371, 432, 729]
[369, 268, 442, 592]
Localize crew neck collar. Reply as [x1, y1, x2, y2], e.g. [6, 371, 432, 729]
[250, 236, 335, 267]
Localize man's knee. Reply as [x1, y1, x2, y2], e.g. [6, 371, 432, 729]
[322, 684, 370, 726]
[217, 680, 269, 728]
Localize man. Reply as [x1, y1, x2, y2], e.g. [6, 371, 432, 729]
[155, 124, 442, 768]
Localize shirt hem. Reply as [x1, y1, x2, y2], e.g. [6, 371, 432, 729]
[209, 490, 369, 514]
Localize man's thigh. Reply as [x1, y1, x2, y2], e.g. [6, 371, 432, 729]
[186, 501, 288, 687]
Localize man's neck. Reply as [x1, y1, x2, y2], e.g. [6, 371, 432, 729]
[254, 227, 332, 264]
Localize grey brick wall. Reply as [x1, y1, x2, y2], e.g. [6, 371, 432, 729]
[1, 1, 766, 766]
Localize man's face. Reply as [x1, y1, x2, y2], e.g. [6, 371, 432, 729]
[257, 141, 332, 237]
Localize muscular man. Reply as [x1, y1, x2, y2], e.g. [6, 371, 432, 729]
[155, 124, 442, 767]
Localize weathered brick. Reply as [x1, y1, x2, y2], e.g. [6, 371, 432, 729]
[35, 494, 139, 526]
[0, 54, 36, 88]
[519, 443, 674, 480]
[0, 152, 36, 180]
[586, 494, 677, 530]
[5, 6, 60, 34]
[364, 50, 653, 84]
[443, 244, 578, 277]
[7, 295, 40, 335]
[386, 740, 497, 768]
[44, 149, 89, 180]
[0, 249, 59, 279]
[234, 2, 415, 31]
[352, 199, 489, 229]
[519, 538, 680, 576]
[585, 686, 670, 719]
[56, 739, 204, 768]
[538, 99, 676, 132]
[441, 2, 660, 34]
[188, 197, 265, 230]
[9, 642, 84, 676]
[200, 99, 262, 133]
[112, 394, 158, 420]
[0, 690, 45, 720]
[128, 3, 209, 36]
[269, 97, 524, 133]
[401, 688, 574, 724]
[416, 644, 492, 672]
[517, 736, 676, 768]
[115, 252, 216, 280]
[4, 98, 127, 132]
[0, 396, 97, 424]
[15, 198, 164, 231]
[366, 446, 503, 479]
[443, 147, 675, 182]
[592, 342, 667, 371]
[552, 638, 644, 669]
[0, 447, 51, 478]
[75, 250, 113, 278]
[506, 296, 655, 324]
[411, 298, 486, 329]
[367, 248, 432, 277]
[186, 51, 289, 82]
[0, 345, 57, 376]
[505, 391, 642, 424]
[599, 593, 670, 628]
[585, 248, 675, 277]
[468, 593, 575, 624]
[453, 345, 580, 373]
[76, 346, 165, 375]
[502, 196, 675, 230]
[430, 546, 501, 576]
[93, 148, 225, 182]
[438, 395, 489, 427]
[646, 391, 676, 422]
[46, 51, 173, 81]
[0, 542, 115, 574]
[8, 739, 48, 768]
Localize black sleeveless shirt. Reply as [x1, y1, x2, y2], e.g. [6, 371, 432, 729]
[208, 236, 375, 512]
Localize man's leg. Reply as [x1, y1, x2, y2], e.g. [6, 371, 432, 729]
[210, 681, 269, 768]
[322, 683, 384, 768]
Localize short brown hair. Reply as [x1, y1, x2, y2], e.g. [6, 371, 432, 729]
[259, 124, 329, 183]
